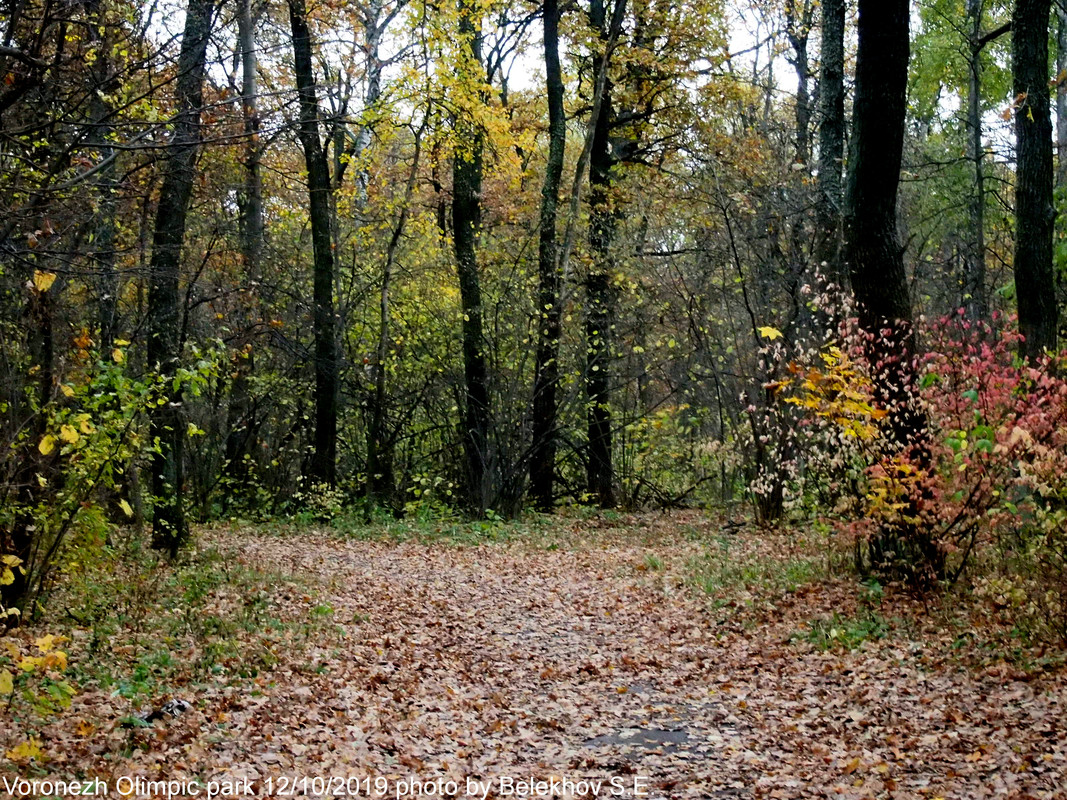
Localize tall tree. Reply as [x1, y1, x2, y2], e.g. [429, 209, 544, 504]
[843, 0, 920, 444]
[223, 0, 265, 492]
[288, 0, 340, 485]
[451, 0, 493, 512]
[815, 0, 845, 284]
[529, 0, 566, 511]
[961, 1, 1011, 323]
[584, 0, 627, 509]
[147, 0, 217, 556]
[1013, 0, 1058, 359]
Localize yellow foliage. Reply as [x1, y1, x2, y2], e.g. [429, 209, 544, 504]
[32, 270, 57, 293]
[6, 737, 44, 763]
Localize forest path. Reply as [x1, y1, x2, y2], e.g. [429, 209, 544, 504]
[199, 518, 1065, 800]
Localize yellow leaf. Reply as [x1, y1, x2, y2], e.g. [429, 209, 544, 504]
[18, 655, 42, 672]
[0, 669, 12, 694]
[757, 326, 783, 340]
[75, 720, 94, 738]
[1, 555, 20, 567]
[35, 634, 55, 652]
[60, 384, 75, 397]
[32, 271, 56, 293]
[77, 414, 94, 434]
[115, 339, 131, 346]
[38, 435, 56, 455]
[59, 424, 79, 444]
[119, 499, 133, 518]
[111, 348, 124, 363]
[43, 650, 67, 671]
[2, 640, 18, 658]
[6, 737, 44, 763]
[0, 568, 13, 586]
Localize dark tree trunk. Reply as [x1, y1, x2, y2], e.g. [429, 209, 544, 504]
[815, 0, 845, 286]
[1013, 0, 1059, 360]
[88, 3, 119, 347]
[529, 0, 566, 512]
[147, 0, 216, 556]
[1058, 7, 1067, 188]
[452, 0, 493, 512]
[224, 0, 264, 493]
[367, 128, 422, 508]
[845, 0, 941, 579]
[962, 1, 1010, 324]
[289, 0, 339, 485]
[843, 0, 918, 443]
[583, 0, 625, 509]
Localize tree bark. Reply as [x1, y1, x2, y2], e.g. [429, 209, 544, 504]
[367, 127, 422, 507]
[223, 0, 264, 493]
[529, 0, 566, 512]
[452, 0, 493, 512]
[1013, 0, 1059, 360]
[584, 0, 624, 509]
[815, 0, 845, 286]
[147, 0, 216, 556]
[962, 0, 996, 323]
[289, 0, 339, 485]
[843, 0, 920, 445]
[1058, 7, 1067, 188]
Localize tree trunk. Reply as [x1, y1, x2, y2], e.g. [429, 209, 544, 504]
[844, 0, 941, 579]
[367, 128, 422, 508]
[963, 0, 992, 323]
[529, 0, 566, 512]
[289, 0, 339, 485]
[585, 0, 621, 509]
[815, 0, 845, 286]
[147, 0, 216, 556]
[452, 0, 493, 513]
[1058, 7, 1067, 188]
[224, 0, 264, 494]
[843, 0, 917, 440]
[1013, 0, 1059, 360]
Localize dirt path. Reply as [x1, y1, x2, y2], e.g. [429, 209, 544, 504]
[189, 523, 1067, 800]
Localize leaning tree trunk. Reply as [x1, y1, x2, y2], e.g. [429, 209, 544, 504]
[1013, 0, 1058, 360]
[529, 0, 566, 512]
[147, 0, 216, 556]
[289, 0, 339, 485]
[815, 0, 845, 286]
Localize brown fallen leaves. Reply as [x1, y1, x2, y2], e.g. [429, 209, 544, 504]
[1, 512, 1065, 799]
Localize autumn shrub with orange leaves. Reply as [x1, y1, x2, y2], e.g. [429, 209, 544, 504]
[760, 311, 1067, 643]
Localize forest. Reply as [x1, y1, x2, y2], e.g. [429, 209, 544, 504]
[2, 0, 1067, 795]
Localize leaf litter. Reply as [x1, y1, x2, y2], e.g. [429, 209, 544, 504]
[1, 511, 1065, 799]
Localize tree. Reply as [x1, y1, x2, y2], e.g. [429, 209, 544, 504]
[960, 1, 1010, 323]
[843, 0, 918, 442]
[584, 0, 628, 509]
[451, 0, 494, 512]
[288, 0, 340, 486]
[815, 0, 845, 284]
[529, 0, 567, 511]
[1012, 0, 1058, 359]
[147, 0, 218, 556]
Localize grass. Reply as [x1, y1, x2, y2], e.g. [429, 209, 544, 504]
[44, 535, 326, 708]
[687, 537, 822, 602]
[798, 611, 890, 651]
